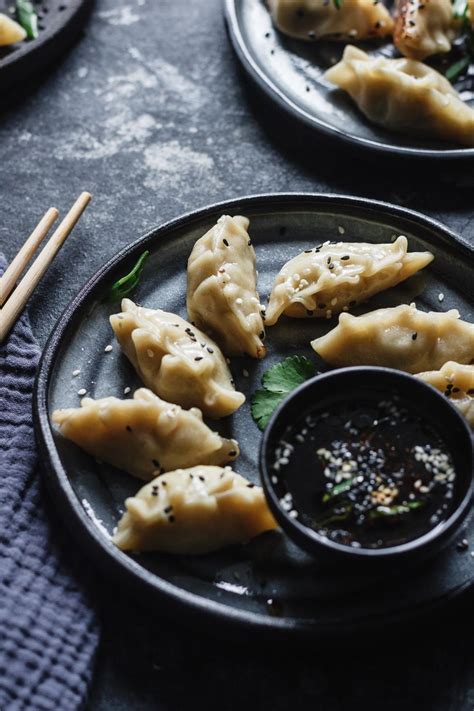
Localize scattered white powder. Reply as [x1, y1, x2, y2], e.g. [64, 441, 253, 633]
[98, 6, 140, 26]
[143, 141, 220, 191]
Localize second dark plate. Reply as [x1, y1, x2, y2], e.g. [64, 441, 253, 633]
[224, 0, 474, 160]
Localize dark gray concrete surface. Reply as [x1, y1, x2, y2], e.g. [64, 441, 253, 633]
[1, 0, 473, 708]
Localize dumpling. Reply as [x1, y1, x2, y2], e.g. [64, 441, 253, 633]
[52, 389, 240, 481]
[187, 215, 266, 358]
[267, 0, 393, 41]
[417, 361, 474, 428]
[0, 13, 26, 46]
[324, 45, 474, 146]
[394, 0, 459, 60]
[110, 299, 245, 418]
[113, 465, 277, 554]
[311, 304, 474, 373]
[265, 236, 433, 325]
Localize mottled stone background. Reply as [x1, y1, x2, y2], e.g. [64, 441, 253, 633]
[1, 0, 473, 708]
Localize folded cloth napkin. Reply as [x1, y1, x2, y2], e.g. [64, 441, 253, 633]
[0, 256, 99, 710]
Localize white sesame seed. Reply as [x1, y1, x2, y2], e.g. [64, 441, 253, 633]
[289, 510, 298, 519]
[337, 226, 345, 234]
[72, 369, 81, 377]
[330, 297, 337, 306]
[235, 298, 243, 305]
[123, 386, 131, 395]
[77, 388, 87, 396]
[438, 293, 444, 302]
[147, 349, 154, 358]
[104, 344, 113, 353]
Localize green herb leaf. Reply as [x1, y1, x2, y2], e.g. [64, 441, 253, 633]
[452, 0, 468, 19]
[251, 390, 286, 430]
[322, 477, 356, 503]
[262, 355, 316, 394]
[445, 55, 470, 82]
[333, 0, 343, 8]
[251, 355, 317, 430]
[368, 500, 424, 520]
[107, 251, 149, 302]
[316, 505, 352, 527]
[16, 0, 38, 39]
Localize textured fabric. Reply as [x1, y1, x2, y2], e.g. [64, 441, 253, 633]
[0, 256, 99, 710]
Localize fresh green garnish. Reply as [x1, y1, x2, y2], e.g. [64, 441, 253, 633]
[251, 355, 316, 430]
[107, 251, 149, 302]
[322, 477, 356, 503]
[16, 0, 38, 39]
[316, 505, 352, 527]
[452, 0, 468, 20]
[445, 55, 470, 82]
[333, 0, 343, 8]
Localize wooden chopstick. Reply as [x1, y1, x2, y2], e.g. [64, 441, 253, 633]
[0, 192, 92, 344]
[0, 207, 59, 307]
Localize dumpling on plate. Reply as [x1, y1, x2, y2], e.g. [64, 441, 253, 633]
[324, 45, 474, 146]
[416, 361, 474, 428]
[267, 0, 393, 41]
[187, 215, 266, 358]
[393, 0, 459, 60]
[113, 465, 277, 554]
[311, 304, 474, 373]
[265, 236, 433, 325]
[52, 388, 240, 481]
[110, 299, 245, 418]
[0, 13, 26, 46]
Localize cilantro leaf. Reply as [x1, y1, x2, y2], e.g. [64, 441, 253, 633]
[251, 390, 286, 430]
[262, 355, 316, 394]
[107, 250, 149, 302]
[251, 355, 316, 430]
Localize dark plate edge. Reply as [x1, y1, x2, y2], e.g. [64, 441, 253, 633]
[223, 0, 474, 161]
[33, 192, 474, 638]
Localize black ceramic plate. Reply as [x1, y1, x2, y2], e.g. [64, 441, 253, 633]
[224, 0, 474, 160]
[35, 194, 474, 638]
[0, 0, 92, 92]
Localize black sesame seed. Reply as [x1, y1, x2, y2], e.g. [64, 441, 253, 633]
[207, 347, 214, 353]
[199, 475, 205, 482]
[229, 450, 237, 457]
[195, 356, 203, 361]
[412, 332, 417, 340]
[223, 239, 229, 247]
[247, 483, 255, 488]
[152, 459, 160, 467]
[265, 31, 270, 37]
[168, 515, 175, 523]
[341, 255, 350, 260]
[259, 331, 265, 340]
[164, 505, 173, 514]
[304, 249, 312, 253]
[467, 389, 474, 395]
[328, 264, 334, 270]
[327, 257, 331, 264]
[248, 239, 252, 246]
[161, 481, 167, 486]
[452, 387, 460, 393]
[126, 425, 132, 432]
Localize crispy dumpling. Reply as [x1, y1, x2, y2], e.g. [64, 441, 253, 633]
[265, 236, 433, 325]
[0, 13, 26, 46]
[394, 0, 459, 60]
[325, 45, 474, 146]
[417, 361, 474, 428]
[52, 389, 240, 481]
[113, 465, 277, 554]
[110, 299, 245, 418]
[187, 215, 266, 358]
[311, 304, 474, 373]
[267, 0, 393, 41]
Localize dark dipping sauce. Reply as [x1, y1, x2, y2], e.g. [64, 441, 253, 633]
[271, 397, 457, 549]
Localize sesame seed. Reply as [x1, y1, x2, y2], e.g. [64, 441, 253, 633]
[104, 345, 113, 353]
[123, 386, 131, 395]
[223, 239, 229, 246]
[194, 356, 203, 362]
[438, 293, 444, 302]
[243, 369, 249, 377]
[77, 388, 87, 396]
[72, 369, 81, 377]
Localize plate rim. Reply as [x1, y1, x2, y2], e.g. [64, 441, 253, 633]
[223, 0, 474, 161]
[34, 192, 474, 637]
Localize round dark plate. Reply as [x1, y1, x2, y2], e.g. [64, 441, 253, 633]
[0, 0, 92, 92]
[34, 194, 474, 638]
[224, 0, 474, 160]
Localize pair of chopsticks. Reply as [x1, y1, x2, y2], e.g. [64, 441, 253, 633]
[0, 192, 92, 344]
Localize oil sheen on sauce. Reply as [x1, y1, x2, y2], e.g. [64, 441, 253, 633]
[271, 397, 457, 549]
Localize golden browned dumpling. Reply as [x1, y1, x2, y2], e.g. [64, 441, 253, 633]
[110, 299, 245, 418]
[325, 46, 474, 146]
[394, 0, 459, 60]
[0, 13, 26, 46]
[52, 389, 240, 481]
[113, 465, 277, 554]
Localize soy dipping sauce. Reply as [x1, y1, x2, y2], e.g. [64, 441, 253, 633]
[271, 397, 457, 549]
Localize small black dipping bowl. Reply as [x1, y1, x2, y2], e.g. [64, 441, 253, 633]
[260, 367, 473, 564]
